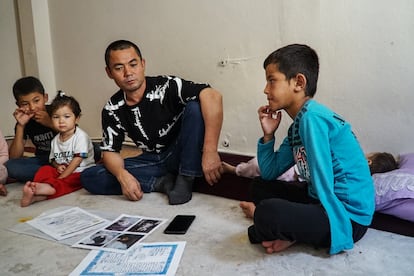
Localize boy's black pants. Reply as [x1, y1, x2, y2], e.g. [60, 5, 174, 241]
[247, 178, 367, 250]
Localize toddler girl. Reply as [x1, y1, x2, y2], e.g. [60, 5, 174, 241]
[21, 91, 95, 207]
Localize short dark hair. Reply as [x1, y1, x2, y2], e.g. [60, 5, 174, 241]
[369, 152, 398, 175]
[49, 91, 82, 118]
[104, 40, 143, 67]
[12, 76, 45, 101]
[264, 44, 319, 97]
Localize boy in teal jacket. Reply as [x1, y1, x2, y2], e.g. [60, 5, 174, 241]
[241, 44, 374, 254]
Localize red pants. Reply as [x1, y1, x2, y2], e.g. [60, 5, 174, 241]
[34, 165, 82, 199]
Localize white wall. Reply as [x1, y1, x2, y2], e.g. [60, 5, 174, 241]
[2, 0, 414, 156]
[0, 0, 23, 137]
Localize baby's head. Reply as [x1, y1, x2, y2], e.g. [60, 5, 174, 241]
[49, 91, 81, 118]
[367, 152, 398, 174]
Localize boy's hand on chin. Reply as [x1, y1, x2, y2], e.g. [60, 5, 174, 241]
[14, 108, 34, 126]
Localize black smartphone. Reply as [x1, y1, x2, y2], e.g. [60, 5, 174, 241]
[164, 215, 196, 234]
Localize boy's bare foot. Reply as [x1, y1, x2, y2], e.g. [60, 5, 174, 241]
[222, 161, 236, 174]
[240, 201, 256, 218]
[262, 240, 296, 254]
[21, 181, 36, 207]
[0, 184, 7, 196]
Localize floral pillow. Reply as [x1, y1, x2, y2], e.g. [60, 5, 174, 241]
[373, 152, 414, 205]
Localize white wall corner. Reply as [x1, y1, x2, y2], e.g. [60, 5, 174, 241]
[17, 0, 56, 97]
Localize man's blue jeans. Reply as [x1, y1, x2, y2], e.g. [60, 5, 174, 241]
[81, 101, 205, 195]
[5, 155, 49, 183]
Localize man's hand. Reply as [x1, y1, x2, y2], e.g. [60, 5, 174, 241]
[198, 88, 224, 186]
[102, 151, 143, 201]
[117, 169, 143, 201]
[202, 151, 223, 186]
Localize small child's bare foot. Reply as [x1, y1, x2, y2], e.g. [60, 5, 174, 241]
[0, 184, 7, 196]
[240, 201, 256, 218]
[222, 161, 236, 174]
[29, 181, 37, 191]
[21, 181, 36, 207]
[262, 240, 296, 254]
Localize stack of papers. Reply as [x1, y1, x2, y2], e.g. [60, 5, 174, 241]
[26, 207, 107, 241]
[14, 206, 186, 276]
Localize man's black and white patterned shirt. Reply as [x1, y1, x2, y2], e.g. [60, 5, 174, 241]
[101, 75, 209, 153]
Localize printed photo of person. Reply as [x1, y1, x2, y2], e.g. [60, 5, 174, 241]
[105, 216, 140, 231]
[104, 233, 144, 250]
[129, 219, 161, 233]
[81, 230, 118, 247]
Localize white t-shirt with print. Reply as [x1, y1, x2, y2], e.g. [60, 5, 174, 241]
[49, 127, 95, 173]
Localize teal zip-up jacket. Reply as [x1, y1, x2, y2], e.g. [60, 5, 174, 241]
[257, 100, 374, 254]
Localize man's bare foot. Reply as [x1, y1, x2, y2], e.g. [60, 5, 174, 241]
[21, 181, 36, 207]
[262, 240, 296, 254]
[240, 201, 256, 218]
[0, 184, 7, 196]
[222, 161, 236, 174]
